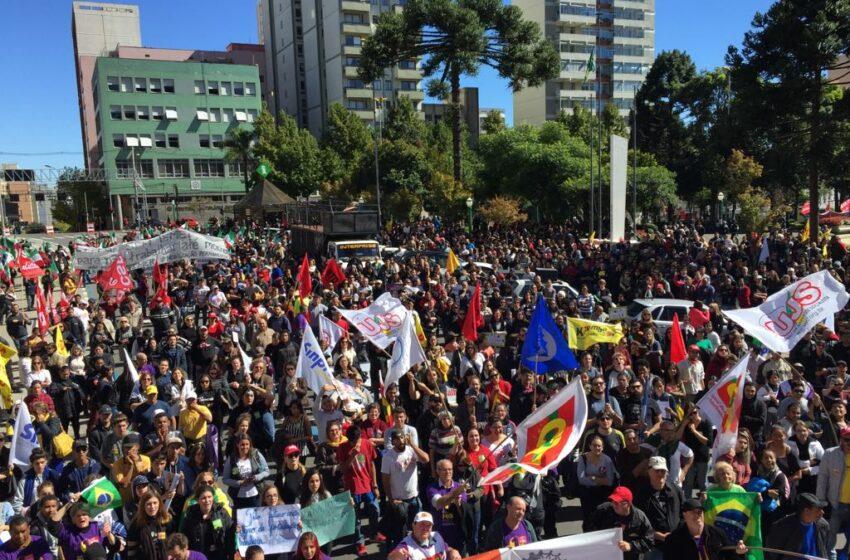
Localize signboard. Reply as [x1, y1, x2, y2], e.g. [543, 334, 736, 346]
[190, 179, 202, 191]
[86, 222, 95, 233]
[300, 491, 356, 546]
[236, 504, 301, 555]
[485, 331, 507, 348]
[256, 162, 271, 178]
[72, 228, 231, 271]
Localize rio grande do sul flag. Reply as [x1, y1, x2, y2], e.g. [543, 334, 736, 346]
[723, 270, 849, 353]
[480, 376, 587, 484]
[696, 354, 750, 459]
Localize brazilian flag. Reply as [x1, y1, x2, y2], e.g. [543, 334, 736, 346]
[81, 477, 123, 515]
[703, 491, 763, 560]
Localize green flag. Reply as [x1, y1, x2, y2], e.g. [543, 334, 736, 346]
[703, 491, 763, 560]
[583, 47, 595, 83]
[80, 477, 123, 515]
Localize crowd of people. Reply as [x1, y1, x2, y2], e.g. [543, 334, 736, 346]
[0, 217, 845, 560]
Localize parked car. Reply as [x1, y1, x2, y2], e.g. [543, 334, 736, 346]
[608, 298, 694, 337]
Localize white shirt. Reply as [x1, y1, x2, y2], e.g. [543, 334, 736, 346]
[381, 445, 419, 500]
[677, 359, 705, 395]
[657, 441, 694, 487]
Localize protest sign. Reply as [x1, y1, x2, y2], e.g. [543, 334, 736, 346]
[73, 228, 231, 271]
[467, 528, 623, 560]
[337, 292, 406, 349]
[236, 504, 301, 555]
[300, 491, 356, 546]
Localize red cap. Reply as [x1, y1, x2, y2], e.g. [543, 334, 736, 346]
[688, 344, 700, 352]
[840, 426, 850, 439]
[609, 486, 633, 504]
[284, 445, 300, 456]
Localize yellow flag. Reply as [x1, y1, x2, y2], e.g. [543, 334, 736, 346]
[823, 243, 829, 258]
[446, 249, 460, 275]
[0, 341, 16, 410]
[412, 310, 427, 347]
[566, 317, 624, 350]
[589, 231, 596, 244]
[55, 325, 69, 357]
[0, 340, 17, 363]
[822, 227, 832, 242]
[801, 221, 810, 242]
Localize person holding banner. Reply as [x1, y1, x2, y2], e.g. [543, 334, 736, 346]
[663, 499, 748, 559]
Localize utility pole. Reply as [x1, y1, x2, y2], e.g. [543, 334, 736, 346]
[632, 86, 638, 233]
[173, 183, 179, 222]
[373, 94, 385, 229]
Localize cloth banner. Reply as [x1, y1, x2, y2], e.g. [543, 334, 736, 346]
[319, 314, 345, 350]
[467, 528, 623, 560]
[296, 327, 337, 395]
[300, 491, 356, 546]
[521, 295, 578, 374]
[723, 270, 849, 353]
[73, 228, 231, 271]
[703, 491, 763, 560]
[337, 292, 406, 349]
[10, 403, 40, 468]
[566, 317, 624, 350]
[236, 504, 301, 555]
[383, 311, 427, 394]
[696, 355, 749, 459]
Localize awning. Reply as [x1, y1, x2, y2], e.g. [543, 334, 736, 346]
[196, 110, 209, 121]
[235, 111, 247, 122]
[165, 109, 178, 120]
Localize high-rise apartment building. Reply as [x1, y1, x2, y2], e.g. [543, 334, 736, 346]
[258, 0, 424, 137]
[513, 0, 654, 125]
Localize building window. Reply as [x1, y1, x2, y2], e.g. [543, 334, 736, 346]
[112, 134, 125, 148]
[165, 107, 178, 120]
[120, 77, 133, 93]
[212, 134, 224, 148]
[196, 109, 210, 121]
[343, 12, 365, 23]
[344, 36, 362, 46]
[245, 82, 256, 96]
[233, 82, 244, 95]
[134, 78, 147, 92]
[346, 79, 366, 88]
[151, 106, 164, 120]
[222, 109, 232, 123]
[228, 160, 244, 176]
[374, 80, 382, 90]
[163, 79, 175, 93]
[194, 80, 205, 94]
[123, 106, 136, 120]
[150, 78, 162, 93]
[220, 81, 231, 96]
[400, 80, 417, 90]
[168, 134, 180, 148]
[107, 76, 120, 92]
[345, 57, 360, 67]
[194, 159, 225, 177]
[199, 135, 211, 148]
[139, 134, 152, 147]
[235, 110, 247, 122]
[207, 81, 219, 95]
[157, 159, 190, 178]
[209, 108, 220, 122]
[117, 160, 153, 178]
[110, 105, 122, 120]
[247, 109, 258, 123]
[137, 106, 150, 120]
[385, 79, 393, 90]
[346, 100, 369, 110]
[398, 59, 416, 69]
[155, 133, 167, 148]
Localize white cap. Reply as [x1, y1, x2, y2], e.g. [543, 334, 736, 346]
[413, 511, 434, 524]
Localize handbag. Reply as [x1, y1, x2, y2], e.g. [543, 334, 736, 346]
[52, 430, 74, 458]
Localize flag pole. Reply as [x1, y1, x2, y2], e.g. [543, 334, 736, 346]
[721, 546, 825, 560]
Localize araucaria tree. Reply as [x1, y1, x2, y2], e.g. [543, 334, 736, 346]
[359, 0, 559, 184]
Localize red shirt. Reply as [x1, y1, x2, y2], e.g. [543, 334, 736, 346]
[337, 437, 376, 496]
[467, 445, 497, 477]
[24, 392, 55, 413]
[484, 379, 512, 409]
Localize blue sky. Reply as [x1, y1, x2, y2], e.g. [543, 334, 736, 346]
[0, 0, 774, 173]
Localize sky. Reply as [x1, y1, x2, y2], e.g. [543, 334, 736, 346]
[0, 0, 775, 173]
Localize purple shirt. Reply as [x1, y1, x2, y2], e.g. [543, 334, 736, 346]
[188, 552, 208, 560]
[426, 481, 467, 549]
[501, 521, 532, 548]
[0, 536, 55, 560]
[58, 521, 102, 560]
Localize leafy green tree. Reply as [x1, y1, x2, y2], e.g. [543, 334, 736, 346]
[727, 0, 850, 234]
[481, 110, 505, 135]
[252, 110, 326, 197]
[53, 168, 109, 230]
[223, 126, 257, 193]
[321, 103, 373, 182]
[359, 0, 559, 184]
[722, 149, 763, 210]
[383, 96, 429, 146]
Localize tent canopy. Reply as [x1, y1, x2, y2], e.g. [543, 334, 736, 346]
[233, 180, 295, 216]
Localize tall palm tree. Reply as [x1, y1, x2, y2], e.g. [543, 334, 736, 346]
[223, 126, 256, 193]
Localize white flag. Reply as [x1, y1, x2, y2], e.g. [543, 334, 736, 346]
[319, 314, 345, 350]
[10, 403, 40, 468]
[723, 270, 849, 352]
[296, 327, 336, 395]
[232, 332, 253, 371]
[695, 354, 749, 460]
[383, 311, 427, 395]
[122, 346, 139, 384]
[337, 293, 406, 349]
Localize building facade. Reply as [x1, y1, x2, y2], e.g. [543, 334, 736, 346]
[0, 165, 55, 227]
[258, 0, 424, 137]
[513, 0, 654, 125]
[92, 57, 262, 225]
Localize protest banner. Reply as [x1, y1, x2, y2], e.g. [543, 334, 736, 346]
[72, 228, 231, 271]
[566, 317, 624, 350]
[467, 528, 623, 560]
[337, 292, 407, 349]
[236, 504, 301, 555]
[723, 270, 849, 352]
[300, 491, 356, 545]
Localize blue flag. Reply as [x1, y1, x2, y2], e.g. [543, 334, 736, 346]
[521, 296, 578, 374]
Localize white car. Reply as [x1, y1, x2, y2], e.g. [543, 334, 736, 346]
[609, 298, 695, 337]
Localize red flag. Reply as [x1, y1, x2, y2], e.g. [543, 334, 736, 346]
[152, 259, 168, 291]
[320, 259, 347, 288]
[297, 253, 312, 299]
[841, 199, 850, 213]
[461, 283, 484, 342]
[801, 201, 811, 216]
[19, 259, 44, 280]
[149, 286, 172, 309]
[48, 290, 60, 325]
[35, 285, 49, 335]
[97, 255, 134, 293]
[669, 312, 687, 364]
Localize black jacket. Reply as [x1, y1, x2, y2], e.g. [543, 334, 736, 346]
[740, 396, 767, 441]
[588, 502, 654, 560]
[663, 522, 742, 560]
[179, 503, 234, 559]
[47, 377, 84, 419]
[765, 513, 829, 560]
[634, 481, 685, 538]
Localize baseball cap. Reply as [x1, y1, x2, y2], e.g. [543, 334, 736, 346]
[284, 445, 300, 456]
[122, 433, 141, 449]
[688, 344, 700, 352]
[132, 474, 150, 488]
[797, 492, 827, 509]
[144, 385, 158, 396]
[608, 486, 633, 504]
[682, 498, 704, 512]
[167, 433, 185, 447]
[413, 511, 434, 524]
[98, 405, 113, 416]
[648, 456, 668, 471]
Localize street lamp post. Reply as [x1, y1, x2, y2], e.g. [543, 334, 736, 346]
[717, 191, 725, 222]
[373, 95, 385, 229]
[631, 88, 638, 234]
[466, 197, 473, 233]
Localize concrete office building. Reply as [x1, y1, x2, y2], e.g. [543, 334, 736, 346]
[513, 0, 654, 125]
[422, 87, 505, 146]
[258, 0, 424, 137]
[0, 165, 55, 227]
[73, 2, 265, 224]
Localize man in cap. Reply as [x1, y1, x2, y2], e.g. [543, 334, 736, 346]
[587, 486, 654, 560]
[87, 405, 113, 464]
[635, 457, 684, 560]
[388, 510, 461, 560]
[57, 439, 101, 501]
[483, 495, 538, 551]
[766, 493, 829, 560]
[132, 385, 172, 438]
[817, 425, 850, 559]
[663, 499, 747, 559]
